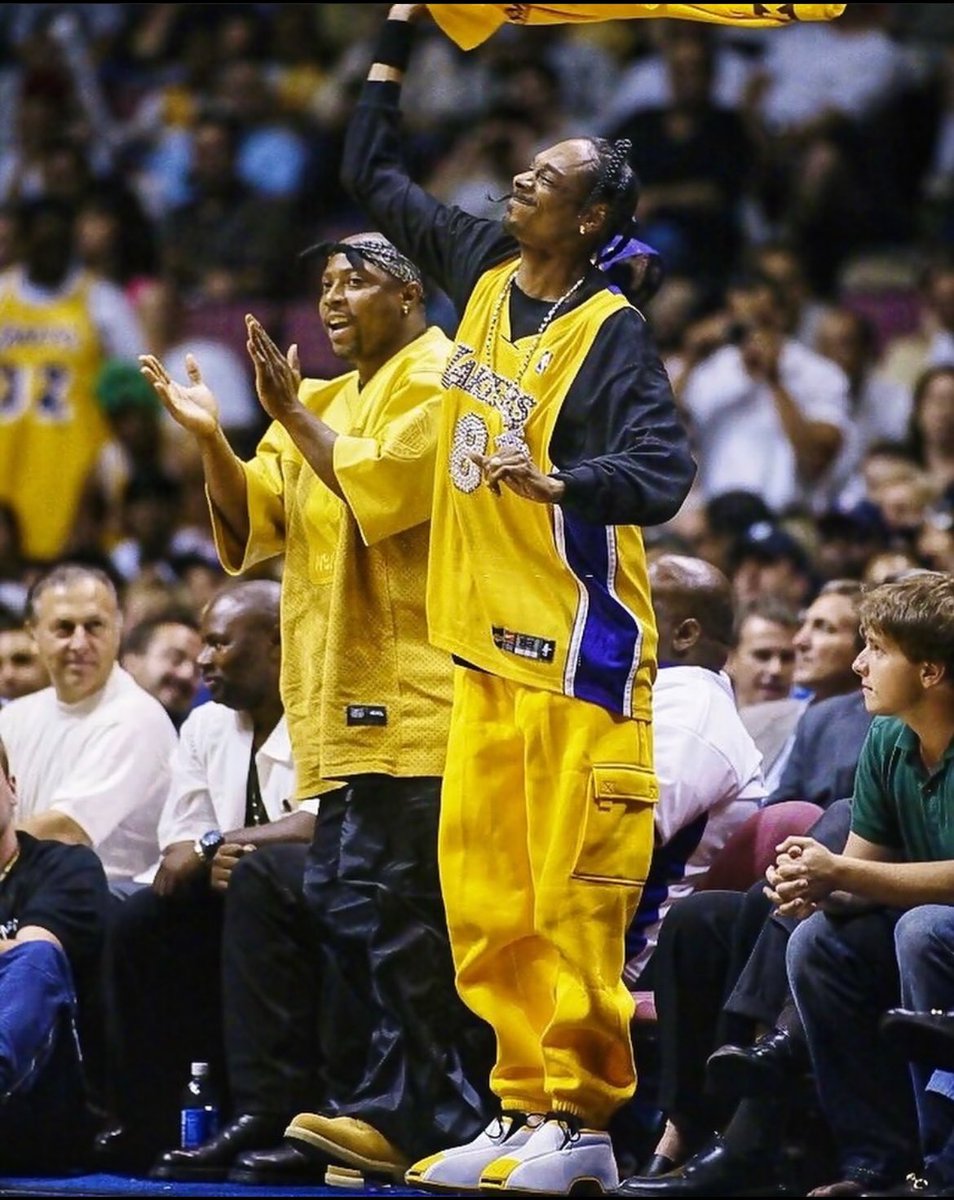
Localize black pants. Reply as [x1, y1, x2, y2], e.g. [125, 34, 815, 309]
[651, 889, 754, 1133]
[103, 881, 226, 1154]
[650, 798, 855, 1131]
[302, 776, 494, 1160]
[222, 842, 321, 1116]
[724, 797, 855, 1028]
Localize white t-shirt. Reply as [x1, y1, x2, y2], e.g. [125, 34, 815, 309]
[0, 665, 177, 882]
[624, 666, 766, 985]
[683, 340, 850, 512]
[155, 703, 311, 854]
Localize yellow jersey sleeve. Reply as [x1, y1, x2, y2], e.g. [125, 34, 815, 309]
[333, 384, 441, 547]
[426, 3, 846, 50]
[208, 421, 288, 575]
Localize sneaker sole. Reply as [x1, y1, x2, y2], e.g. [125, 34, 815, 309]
[285, 1122, 409, 1183]
[479, 1176, 610, 1195]
[325, 1165, 365, 1188]
[406, 1171, 485, 1196]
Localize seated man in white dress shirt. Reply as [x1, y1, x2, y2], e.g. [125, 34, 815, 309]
[624, 555, 766, 990]
[98, 579, 317, 1169]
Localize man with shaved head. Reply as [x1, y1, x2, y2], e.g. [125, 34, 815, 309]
[99, 578, 316, 1168]
[624, 555, 766, 987]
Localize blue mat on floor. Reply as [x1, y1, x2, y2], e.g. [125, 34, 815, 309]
[0, 1174, 430, 1197]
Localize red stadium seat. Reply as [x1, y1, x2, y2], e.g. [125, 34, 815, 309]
[631, 801, 825, 1024]
[697, 800, 825, 893]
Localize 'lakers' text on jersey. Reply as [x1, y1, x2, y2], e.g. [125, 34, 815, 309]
[428, 258, 658, 720]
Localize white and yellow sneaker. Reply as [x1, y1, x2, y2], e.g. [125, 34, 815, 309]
[478, 1113, 619, 1194]
[406, 1114, 536, 1194]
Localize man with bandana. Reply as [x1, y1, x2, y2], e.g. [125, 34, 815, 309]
[278, 6, 696, 1196]
[136, 233, 492, 1184]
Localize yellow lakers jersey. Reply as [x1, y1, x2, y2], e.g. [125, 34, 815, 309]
[0, 269, 109, 560]
[428, 259, 658, 720]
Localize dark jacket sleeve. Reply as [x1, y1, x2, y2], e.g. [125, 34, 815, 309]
[765, 709, 811, 806]
[341, 80, 516, 311]
[550, 308, 696, 526]
[765, 692, 872, 810]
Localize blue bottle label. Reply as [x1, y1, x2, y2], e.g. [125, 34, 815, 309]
[180, 1105, 219, 1149]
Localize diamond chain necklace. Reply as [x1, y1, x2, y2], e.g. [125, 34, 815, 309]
[483, 265, 586, 455]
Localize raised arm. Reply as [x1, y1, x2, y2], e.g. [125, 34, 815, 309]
[341, 5, 514, 311]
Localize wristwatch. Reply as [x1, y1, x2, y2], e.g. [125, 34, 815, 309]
[193, 829, 225, 864]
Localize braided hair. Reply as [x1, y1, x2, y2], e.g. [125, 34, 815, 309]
[581, 138, 641, 249]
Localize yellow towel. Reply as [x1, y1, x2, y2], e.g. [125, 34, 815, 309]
[427, 3, 847, 51]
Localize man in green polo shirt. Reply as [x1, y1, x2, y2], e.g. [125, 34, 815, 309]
[764, 571, 954, 1197]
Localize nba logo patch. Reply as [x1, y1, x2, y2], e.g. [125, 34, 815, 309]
[535, 350, 553, 375]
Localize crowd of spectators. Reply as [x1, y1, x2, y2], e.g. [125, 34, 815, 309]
[0, 3, 951, 623]
[1, 2, 954, 1193]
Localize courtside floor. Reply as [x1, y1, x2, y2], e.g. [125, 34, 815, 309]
[0, 1175, 429, 1197]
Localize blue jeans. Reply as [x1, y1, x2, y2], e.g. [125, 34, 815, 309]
[894, 906, 954, 1183]
[787, 907, 918, 1187]
[0, 941, 90, 1167]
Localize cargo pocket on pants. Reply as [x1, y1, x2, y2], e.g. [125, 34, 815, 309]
[571, 764, 659, 886]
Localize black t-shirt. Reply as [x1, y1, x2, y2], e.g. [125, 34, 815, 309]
[0, 834, 109, 999]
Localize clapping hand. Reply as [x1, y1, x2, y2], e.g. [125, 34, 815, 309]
[139, 353, 221, 440]
[245, 314, 302, 424]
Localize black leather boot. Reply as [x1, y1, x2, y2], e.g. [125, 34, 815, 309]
[150, 1113, 291, 1181]
[615, 1135, 790, 1197]
[705, 1028, 809, 1099]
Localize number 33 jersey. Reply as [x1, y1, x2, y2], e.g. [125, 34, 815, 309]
[0, 268, 109, 560]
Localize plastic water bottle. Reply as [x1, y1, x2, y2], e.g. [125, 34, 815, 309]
[180, 1061, 220, 1149]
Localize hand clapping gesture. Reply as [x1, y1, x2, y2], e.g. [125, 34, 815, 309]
[245, 314, 303, 425]
[139, 352, 221, 440]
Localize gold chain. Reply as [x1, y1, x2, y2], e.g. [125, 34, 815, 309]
[483, 266, 586, 454]
[0, 845, 20, 886]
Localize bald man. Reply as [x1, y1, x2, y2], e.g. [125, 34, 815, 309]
[624, 556, 766, 987]
[99, 579, 314, 1170]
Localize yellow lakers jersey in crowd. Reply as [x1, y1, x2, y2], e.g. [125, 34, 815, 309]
[0, 269, 109, 560]
[428, 259, 657, 721]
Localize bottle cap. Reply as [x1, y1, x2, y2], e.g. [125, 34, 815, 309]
[190, 1062, 210, 1077]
